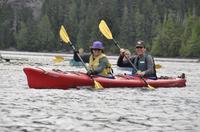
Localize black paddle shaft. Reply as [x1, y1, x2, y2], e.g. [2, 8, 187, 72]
[69, 42, 89, 71]
[113, 38, 138, 71]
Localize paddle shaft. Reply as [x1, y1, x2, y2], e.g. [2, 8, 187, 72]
[112, 38, 138, 71]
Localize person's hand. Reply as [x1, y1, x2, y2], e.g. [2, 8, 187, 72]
[78, 48, 84, 55]
[120, 48, 125, 56]
[74, 50, 79, 54]
[87, 70, 95, 75]
[136, 70, 145, 77]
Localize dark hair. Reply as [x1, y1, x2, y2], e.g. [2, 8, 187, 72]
[90, 49, 104, 54]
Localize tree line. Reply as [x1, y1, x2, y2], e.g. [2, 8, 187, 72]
[0, 0, 200, 57]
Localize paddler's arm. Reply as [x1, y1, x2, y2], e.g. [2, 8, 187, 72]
[92, 57, 109, 74]
[73, 51, 90, 63]
[117, 55, 134, 67]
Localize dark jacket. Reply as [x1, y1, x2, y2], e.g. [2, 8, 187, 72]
[117, 53, 157, 78]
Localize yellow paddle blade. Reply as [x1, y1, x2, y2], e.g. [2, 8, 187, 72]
[94, 80, 104, 90]
[53, 56, 64, 63]
[147, 84, 155, 90]
[99, 20, 113, 39]
[155, 64, 162, 69]
[59, 25, 71, 43]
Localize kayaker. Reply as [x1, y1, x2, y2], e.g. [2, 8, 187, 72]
[69, 48, 84, 66]
[74, 41, 113, 77]
[117, 40, 157, 79]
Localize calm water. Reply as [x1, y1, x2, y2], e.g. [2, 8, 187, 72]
[0, 51, 200, 132]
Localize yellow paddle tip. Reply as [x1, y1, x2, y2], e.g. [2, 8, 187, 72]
[155, 64, 162, 69]
[147, 85, 155, 90]
[94, 81, 104, 90]
[53, 56, 64, 63]
[99, 20, 113, 40]
[60, 25, 71, 44]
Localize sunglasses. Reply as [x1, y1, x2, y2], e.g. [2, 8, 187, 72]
[92, 49, 101, 51]
[136, 47, 144, 49]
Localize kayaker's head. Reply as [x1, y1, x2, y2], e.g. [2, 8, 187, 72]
[90, 41, 104, 57]
[135, 40, 146, 56]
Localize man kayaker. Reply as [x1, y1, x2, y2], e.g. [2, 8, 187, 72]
[74, 41, 113, 77]
[117, 40, 157, 79]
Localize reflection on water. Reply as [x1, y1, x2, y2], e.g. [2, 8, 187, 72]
[0, 51, 200, 132]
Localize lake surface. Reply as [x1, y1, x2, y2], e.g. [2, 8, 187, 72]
[0, 51, 200, 132]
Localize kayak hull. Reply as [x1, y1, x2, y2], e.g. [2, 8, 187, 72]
[23, 67, 186, 89]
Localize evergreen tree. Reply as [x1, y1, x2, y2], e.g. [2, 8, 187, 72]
[15, 22, 28, 50]
[180, 16, 200, 57]
[36, 15, 55, 51]
[76, 20, 88, 49]
[1, 0, 200, 57]
[151, 15, 183, 57]
[0, 5, 14, 49]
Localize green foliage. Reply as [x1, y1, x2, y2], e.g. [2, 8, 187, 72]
[36, 15, 55, 51]
[0, 5, 14, 49]
[15, 22, 28, 50]
[180, 16, 200, 57]
[151, 15, 184, 57]
[0, 0, 200, 57]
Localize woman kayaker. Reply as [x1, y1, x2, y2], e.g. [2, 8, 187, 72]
[74, 41, 113, 77]
[117, 40, 157, 79]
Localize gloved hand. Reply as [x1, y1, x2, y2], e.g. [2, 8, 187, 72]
[87, 70, 95, 75]
[120, 48, 125, 56]
[136, 70, 145, 77]
[74, 50, 79, 54]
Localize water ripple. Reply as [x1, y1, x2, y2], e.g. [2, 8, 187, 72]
[0, 53, 200, 132]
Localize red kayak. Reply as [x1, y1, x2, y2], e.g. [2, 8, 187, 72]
[23, 67, 186, 89]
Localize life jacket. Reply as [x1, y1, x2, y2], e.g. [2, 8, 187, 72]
[89, 53, 112, 76]
[133, 54, 157, 78]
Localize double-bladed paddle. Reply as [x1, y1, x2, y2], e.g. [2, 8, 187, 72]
[52, 55, 162, 69]
[99, 20, 155, 90]
[59, 25, 103, 90]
